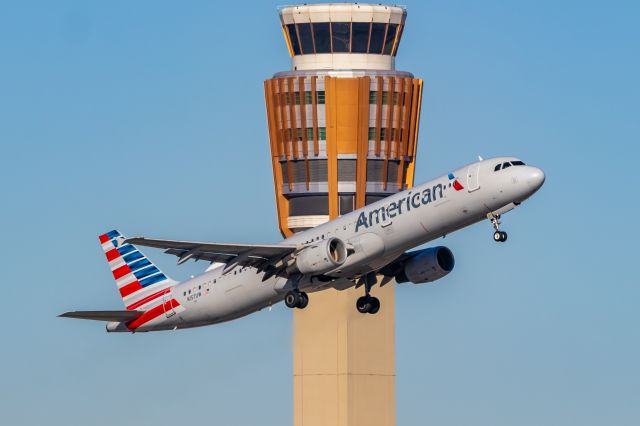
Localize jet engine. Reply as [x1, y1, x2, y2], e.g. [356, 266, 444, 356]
[294, 237, 348, 275]
[396, 246, 455, 284]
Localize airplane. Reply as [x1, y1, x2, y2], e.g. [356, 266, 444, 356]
[60, 157, 545, 332]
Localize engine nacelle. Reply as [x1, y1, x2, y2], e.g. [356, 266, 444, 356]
[294, 237, 348, 275]
[397, 246, 455, 284]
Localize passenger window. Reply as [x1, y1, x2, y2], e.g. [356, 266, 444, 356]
[494, 164, 501, 171]
[512, 160, 525, 166]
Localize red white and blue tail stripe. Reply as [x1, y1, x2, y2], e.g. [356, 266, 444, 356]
[99, 230, 178, 313]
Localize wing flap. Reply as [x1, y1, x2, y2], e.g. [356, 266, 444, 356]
[59, 310, 143, 322]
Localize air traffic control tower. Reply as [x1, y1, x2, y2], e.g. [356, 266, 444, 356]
[263, 4, 423, 425]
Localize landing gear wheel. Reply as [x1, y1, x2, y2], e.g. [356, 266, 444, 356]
[490, 214, 508, 243]
[368, 297, 380, 314]
[356, 296, 372, 314]
[297, 292, 309, 309]
[356, 296, 380, 314]
[284, 291, 300, 309]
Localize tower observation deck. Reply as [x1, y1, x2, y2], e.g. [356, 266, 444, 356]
[265, 3, 423, 236]
[263, 4, 424, 426]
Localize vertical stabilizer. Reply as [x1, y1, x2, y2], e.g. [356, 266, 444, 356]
[98, 230, 177, 311]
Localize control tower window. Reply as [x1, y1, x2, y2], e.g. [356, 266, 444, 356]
[291, 161, 306, 182]
[339, 195, 355, 215]
[297, 23, 315, 54]
[382, 24, 398, 55]
[332, 22, 350, 53]
[351, 22, 370, 53]
[304, 91, 313, 104]
[367, 160, 384, 182]
[289, 196, 329, 216]
[305, 127, 327, 141]
[286, 24, 301, 55]
[366, 195, 387, 205]
[393, 24, 404, 55]
[313, 23, 331, 53]
[309, 159, 328, 182]
[338, 159, 357, 182]
[369, 23, 386, 54]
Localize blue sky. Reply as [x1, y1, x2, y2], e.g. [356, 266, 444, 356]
[1, 1, 638, 425]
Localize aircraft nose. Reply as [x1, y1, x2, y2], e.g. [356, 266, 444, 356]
[527, 167, 545, 191]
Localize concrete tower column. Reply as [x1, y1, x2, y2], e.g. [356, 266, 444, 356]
[263, 4, 424, 425]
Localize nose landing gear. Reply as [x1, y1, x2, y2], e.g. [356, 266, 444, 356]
[490, 214, 508, 242]
[493, 230, 508, 242]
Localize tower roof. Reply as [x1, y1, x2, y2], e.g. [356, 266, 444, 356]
[279, 3, 408, 71]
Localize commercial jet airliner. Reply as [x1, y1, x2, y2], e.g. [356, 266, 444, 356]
[61, 157, 544, 332]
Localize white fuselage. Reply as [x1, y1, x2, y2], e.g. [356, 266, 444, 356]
[108, 157, 544, 332]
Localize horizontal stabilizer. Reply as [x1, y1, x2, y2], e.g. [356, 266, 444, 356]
[59, 310, 143, 322]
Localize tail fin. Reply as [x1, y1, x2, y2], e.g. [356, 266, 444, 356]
[98, 230, 177, 311]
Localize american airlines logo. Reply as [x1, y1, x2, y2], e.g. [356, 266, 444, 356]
[355, 174, 464, 232]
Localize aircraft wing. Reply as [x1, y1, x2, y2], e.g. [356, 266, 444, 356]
[125, 236, 298, 270]
[59, 310, 143, 322]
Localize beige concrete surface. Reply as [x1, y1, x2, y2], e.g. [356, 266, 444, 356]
[293, 282, 396, 426]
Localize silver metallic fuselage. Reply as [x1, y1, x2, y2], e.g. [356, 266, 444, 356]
[108, 157, 544, 332]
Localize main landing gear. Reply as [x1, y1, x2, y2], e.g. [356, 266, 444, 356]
[285, 290, 309, 309]
[356, 295, 380, 314]
[490, 214, 508, 242]
[356, 273, 380, 314]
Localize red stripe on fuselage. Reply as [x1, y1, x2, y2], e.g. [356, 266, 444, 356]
[119, 280, 143, 298]
[127, 299, 181, 330]
[112, 264, 131, 280]
[126, 288, 170, 311]
[105, 248, 120, 262]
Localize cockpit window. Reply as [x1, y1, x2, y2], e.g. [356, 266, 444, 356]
[495, 160, 526, 172]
